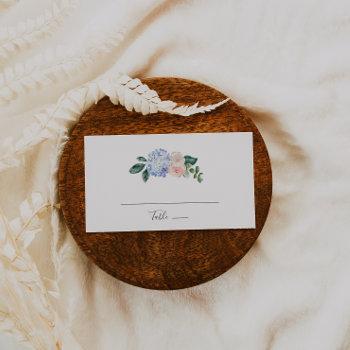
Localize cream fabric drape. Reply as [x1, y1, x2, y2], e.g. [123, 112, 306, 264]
[1, 0, 350, 349]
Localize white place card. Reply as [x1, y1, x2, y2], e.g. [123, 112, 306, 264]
[84, 132, 255, 232]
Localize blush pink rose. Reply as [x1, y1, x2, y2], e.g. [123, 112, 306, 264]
[169, 164, 185, 177]
[170, 152, 184, 164]
[169, 152, 185, 177]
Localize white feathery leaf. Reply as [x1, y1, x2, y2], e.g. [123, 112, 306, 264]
[0, 82, 97, 173]
[13, 193, 48, 249]
[0, 0, 79, 61]
[0, 45, 77, 105]
[100, 75, 230, 117]
[0, 24, 125, 105]
[0, 196, 62, 348]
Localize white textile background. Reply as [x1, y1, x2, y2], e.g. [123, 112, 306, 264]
[1, 0, 350, 349]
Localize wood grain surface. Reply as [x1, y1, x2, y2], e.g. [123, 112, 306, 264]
[58, 77, 272, 290]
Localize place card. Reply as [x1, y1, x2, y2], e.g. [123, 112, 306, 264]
[84, 132, 255, 232]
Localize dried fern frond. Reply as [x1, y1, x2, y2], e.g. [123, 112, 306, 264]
[0, 194, 61, 349]
[99, 75, 230, 116]
[0, 46, 82, 105]
[0, 0, 79, 61]
[0, 27, 124, 105]
[0, 80, 101, 172]
[0, 112, 66, 172]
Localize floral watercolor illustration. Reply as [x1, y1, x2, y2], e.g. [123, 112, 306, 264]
[129, 148, 204, 183]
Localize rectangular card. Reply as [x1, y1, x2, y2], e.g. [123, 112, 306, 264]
[84, 132, 255, 232]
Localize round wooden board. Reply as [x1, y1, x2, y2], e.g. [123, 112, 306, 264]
[58, 77, 272, 290]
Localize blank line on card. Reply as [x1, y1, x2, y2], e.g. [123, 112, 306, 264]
[120, 201, 220, 206]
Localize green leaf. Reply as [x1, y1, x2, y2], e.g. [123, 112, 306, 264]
[142, 169, 149, 182]
[194, 166, 200, 178]
[197, 173, 203, 183]
[129, 163, 145, 174]
[189, 168, 195, 173]
[184, 155, 197, 166]
[137, 156, 147, 162]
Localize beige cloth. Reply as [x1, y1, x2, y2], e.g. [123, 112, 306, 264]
[1, 0, 350, 349]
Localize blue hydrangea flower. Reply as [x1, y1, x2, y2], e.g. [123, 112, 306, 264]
[146, 148, 170, 177]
